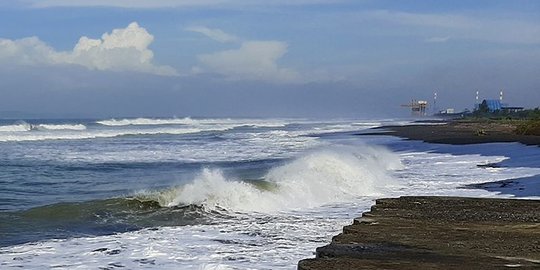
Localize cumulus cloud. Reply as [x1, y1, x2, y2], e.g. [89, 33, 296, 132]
[195, 41, 299, 82]
[0, 22, 177, 76]
[186, 26, 239, 43]
[188, 26, 301, 82]
[0, 37, 57, 65]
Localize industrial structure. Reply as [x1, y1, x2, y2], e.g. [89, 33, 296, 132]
[401, 100, 428, 116]
[474, 90, 524, 113]
[402, 89, 524, 118]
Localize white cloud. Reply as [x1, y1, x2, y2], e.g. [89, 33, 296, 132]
[196, 41, 299, 82]
[24, 0, 341, 8]
[425, 36, 450, 43]
[0, 37, 57, 65]
[0, 22, 177, 76]
[363, 10, 540, 45]
[186, 26, 239, 43]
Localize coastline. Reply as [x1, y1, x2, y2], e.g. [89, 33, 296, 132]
[359, 120, 540, 146]
[298, 196, 540, 269]
[298, 121, 540, 269]
[365, 119, 540, 197]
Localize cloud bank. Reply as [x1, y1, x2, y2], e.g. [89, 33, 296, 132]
[25, 0, 339, 8]
[364, 10, 540, 45]
[0, 22, 177, 76]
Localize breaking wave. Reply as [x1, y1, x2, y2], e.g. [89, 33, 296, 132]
[0, 122, 87, 132]
[96, 117, 289, 128]
[0, 127, 207, 142]
[96, 117, 197, 126]
[35, 124, 87, 131]
[140, 146, 402, 212]
[0, 122, 32, 132]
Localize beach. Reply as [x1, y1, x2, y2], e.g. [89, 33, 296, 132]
[299, 196, 540, 269]
[300, 120, 540, 269]
[362, 120, 540, 146]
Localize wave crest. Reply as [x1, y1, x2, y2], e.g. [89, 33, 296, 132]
[144, 146, 402, 212]
[96, 117, 196, 126]
[0, 127, 204, 142]
[0, 122, 32, 132]
[35, 124, 87, 131]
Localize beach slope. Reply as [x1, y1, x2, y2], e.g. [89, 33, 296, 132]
[298, 196, 540, 269]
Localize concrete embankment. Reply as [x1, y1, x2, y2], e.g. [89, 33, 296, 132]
[298, 196, 540, 269]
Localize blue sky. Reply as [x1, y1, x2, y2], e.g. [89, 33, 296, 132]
[0, 0, 539, 118]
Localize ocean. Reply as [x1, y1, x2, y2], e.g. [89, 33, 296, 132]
[1, 117, 539, 269]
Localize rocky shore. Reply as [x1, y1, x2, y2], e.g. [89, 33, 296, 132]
[298, 196, 540, 269]
[360, 120, 540, 146]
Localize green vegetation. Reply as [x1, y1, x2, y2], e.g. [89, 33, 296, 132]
[515, 119, 540, 136]
[470, 107, 540, 120]
[466, 108, 540, 136]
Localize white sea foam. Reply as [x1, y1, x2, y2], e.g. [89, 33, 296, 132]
[146, 146, 402, 212]
[0, 127, 209, 142]
[0, 207, 358, 269]
[97, 117, 197, 126]
[96, 117, 290, 128]
[35, 124, 87, 131]
[0, 122, 32, 132]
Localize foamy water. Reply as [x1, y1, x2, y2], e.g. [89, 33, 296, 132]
[1, 117, 539, 269]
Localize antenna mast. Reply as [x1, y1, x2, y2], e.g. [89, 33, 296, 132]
[433, 91, 438, 114]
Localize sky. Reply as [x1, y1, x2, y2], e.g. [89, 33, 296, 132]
[0, 0, 539, 118]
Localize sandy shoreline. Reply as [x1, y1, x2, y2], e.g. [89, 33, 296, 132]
[359, 120, 540, 146]
[298, 121, 540, 269]
[298, 196, 540, 269]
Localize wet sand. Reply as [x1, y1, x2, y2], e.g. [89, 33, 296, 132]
[299, 122, 540, 269]
[298, 196, 540, 269]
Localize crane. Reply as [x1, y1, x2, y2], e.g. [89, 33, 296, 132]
[401, 99, 428, 116]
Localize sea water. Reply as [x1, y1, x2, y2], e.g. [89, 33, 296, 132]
[0, 118, 539, 269]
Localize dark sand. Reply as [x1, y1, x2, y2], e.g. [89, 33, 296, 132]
[299, 122, 540, 269]
[298, 196, 540, 269]
[359, 120, 540, 146]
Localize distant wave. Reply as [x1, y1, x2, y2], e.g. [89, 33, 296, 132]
[0, 127, 227, 142]
[35, 124, 87, 131]
[139, 145, 402, 212]
[96, 117, 289, 128]
[0, 122, 32, 132]
[0, 122, 87, 132]
[96, 117, 197, 126]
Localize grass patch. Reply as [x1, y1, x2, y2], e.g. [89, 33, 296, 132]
[515, 120, 540, 136]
